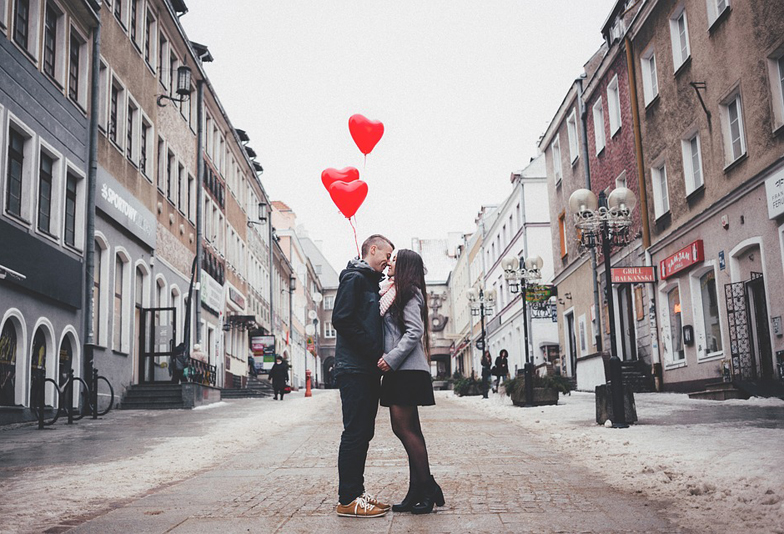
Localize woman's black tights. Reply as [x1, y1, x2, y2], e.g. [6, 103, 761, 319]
[390, 405, 431, 488]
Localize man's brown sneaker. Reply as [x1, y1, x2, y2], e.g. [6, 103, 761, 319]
[361, 492, 390, 511]
[336, 495, 388, 518]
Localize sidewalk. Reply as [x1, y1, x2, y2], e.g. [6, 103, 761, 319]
[1, 389, 686, 534]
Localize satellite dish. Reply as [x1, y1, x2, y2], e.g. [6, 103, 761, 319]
[308, 310, 318, 320]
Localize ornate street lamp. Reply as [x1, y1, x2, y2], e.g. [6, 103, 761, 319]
[503, 254, 543, 406]
[467, 287, 496, 386]
[568, 187, 637, 428]
[156, 65, 193, 107]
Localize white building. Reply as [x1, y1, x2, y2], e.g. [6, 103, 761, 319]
[483, 154, 559, 376]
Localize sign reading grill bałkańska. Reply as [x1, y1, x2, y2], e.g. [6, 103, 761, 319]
[611, 266, 657, 284]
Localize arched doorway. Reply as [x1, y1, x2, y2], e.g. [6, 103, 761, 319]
[0, 320, 18, 406]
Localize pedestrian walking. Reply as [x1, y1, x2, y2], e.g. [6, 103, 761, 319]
[481, 351, 492, 399]
[268, 356, 289, 400]
[248, 354, 258, 377]
[377, 249, 444, 515]
[494, 349, 510, 392]
[332, 234, 394, 518]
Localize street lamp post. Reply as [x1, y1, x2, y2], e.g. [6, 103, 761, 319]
[568, 187, 637, 428]
[467, 287, 496, 392]
[502, 255, 543, 406]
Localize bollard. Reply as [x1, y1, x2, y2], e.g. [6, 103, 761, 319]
[305, 369, 312, 398]
[67, 369, 75, 424]
[609, 356, 628, 428]
[524, 362, 534, 407]
[37, 368, 45, 430]
[92, 368, 99, 419]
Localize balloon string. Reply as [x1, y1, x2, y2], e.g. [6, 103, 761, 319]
[349, 217, 360, 258]
[363, 154, 367, 169]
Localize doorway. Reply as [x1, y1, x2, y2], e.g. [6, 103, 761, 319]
[565, 311, 577, 377]
[747, 273, 773, 380]
[617, 285, 637, 361]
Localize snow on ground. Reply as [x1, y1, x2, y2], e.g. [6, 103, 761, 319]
[2, 391, 332, 534]
[446, 389, 784, 534]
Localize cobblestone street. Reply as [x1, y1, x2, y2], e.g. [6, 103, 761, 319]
[1, 390, 685, 533]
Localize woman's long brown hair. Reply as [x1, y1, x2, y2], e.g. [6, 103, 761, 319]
[391, 249, 430, 358]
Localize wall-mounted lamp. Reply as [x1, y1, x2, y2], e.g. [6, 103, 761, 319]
[156, 65, 193, 107]
[247, 202, 268, 228]
[289, 276, 297, 291]
[564, 292, 572, 300]
[558, 298, 565, 305]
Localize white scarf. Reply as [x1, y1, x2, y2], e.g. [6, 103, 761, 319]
[379, 278, 396, 316]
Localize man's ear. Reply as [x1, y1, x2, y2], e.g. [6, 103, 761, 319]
[369, 245, 376, 256]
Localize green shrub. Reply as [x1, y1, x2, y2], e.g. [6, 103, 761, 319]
[453, 376, 482, 396]
[503, 374, 573, 396]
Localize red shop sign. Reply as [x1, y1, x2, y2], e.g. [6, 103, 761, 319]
[660, 240, 704, 279]
[611, 266, 657, 284]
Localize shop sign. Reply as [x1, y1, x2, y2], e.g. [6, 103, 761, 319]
[611, 266, 657, 284]
[228, 287, 246, 309]
[525, 284, 555, 303]
[251, 335, 276, 368]
[765, 167, 784, 219]
[96, 168, 156, 248]
[201, 271, 223, 313]
[660, 240, 704, 279]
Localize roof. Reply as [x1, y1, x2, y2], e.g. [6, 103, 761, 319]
[272, 201, 292, 212]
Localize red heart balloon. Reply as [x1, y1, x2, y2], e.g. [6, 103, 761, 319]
[349, 114, 384, 155]
[321, 167, 359, 191]
[329, 180, 368, 219]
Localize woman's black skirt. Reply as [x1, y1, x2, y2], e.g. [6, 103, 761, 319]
[380, 370, 435, 407]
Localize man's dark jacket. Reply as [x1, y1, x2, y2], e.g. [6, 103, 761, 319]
[332, 259, 384, 377]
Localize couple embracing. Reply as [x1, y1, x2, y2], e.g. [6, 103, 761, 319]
[332, 235, 444, 518]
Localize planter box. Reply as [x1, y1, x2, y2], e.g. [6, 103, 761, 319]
[511, 387, 559, 407]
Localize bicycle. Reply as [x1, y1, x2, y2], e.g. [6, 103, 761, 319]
[58, 371, 92, 421]
[91, 369, 115, 417]
[30, 369, 62, 426]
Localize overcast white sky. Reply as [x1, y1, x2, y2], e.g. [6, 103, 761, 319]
[181, 0, 616, 272]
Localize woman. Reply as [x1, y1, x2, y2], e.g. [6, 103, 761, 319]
[377, 249, 444, 514]
[494, 349, 510, 392]
[268, 356, 289, 400]
[480, 350, 492, 399]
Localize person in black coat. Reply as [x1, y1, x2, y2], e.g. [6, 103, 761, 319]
[494, 349, 510, 392]
[268, 356, 289, 400]
[480, 350, 492, 399]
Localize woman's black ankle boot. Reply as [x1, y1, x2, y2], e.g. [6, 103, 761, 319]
[411, 476, 445, 514]
[392, 486, 419, 512]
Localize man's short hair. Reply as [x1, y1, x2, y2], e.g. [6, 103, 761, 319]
[361, 234, 395, 257]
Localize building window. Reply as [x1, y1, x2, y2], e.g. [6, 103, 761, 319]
[698, 270, 722, 356]
[37, 152, 54, 234]
[113, 0, 123, 26]
[144, 10, 156, 69]
[652, 163, 669, 219]
[177, 163, 184, 212]
[682, 133, 703, 194]
[721, 93, 746, 165]
[324, 322, 336, 339]
[13, 0, 30, 50]
[166, 151, 174, 200]
[6, 128, 26, 218]
[64, 172, 77, 247]
[551, 136, 562, 184]
[324, 295, 335, 310]
[706, 0, 730, 28]
[669, 5, 691, 71]
[615, 170, 627, 190]
[113, 254, 125, 351]
[187, 174, 194, 221]
[592, 98, 605, 154]
[641, 47, 658, 106]
[667, 286, 684, 361]
[607, 75, 622, 134]
[98, 60, 108, 130]
[156, 137, 164, 191]
[158, 33, 168, 87]
[68, 29, 84, 104]
[129, 0, 139, 45]
[566, 109, 579, 163]
[558, 211, 567, 258]
[140, 119, 150, 177]
[92, 239, 103, 343]
[126, 101, 136, 162]
[109, 82, 119, 145]
[43, 2, 61, 80]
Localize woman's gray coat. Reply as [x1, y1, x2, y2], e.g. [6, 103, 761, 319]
[382, 289, 430, 372]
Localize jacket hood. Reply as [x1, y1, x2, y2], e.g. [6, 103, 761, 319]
[339, 258, 384, 283]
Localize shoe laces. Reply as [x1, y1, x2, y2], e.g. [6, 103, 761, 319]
[355, 495, 374, 512]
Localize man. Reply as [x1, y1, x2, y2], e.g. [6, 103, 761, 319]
[332, 234, 394, 518]
[268, 356, 289, 400]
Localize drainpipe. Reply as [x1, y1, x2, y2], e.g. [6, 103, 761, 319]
[195, 80, 204, 346]
[626, 36, 661, 388]
[576, 76, 604, 353]
[83, 17, 101, 379]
